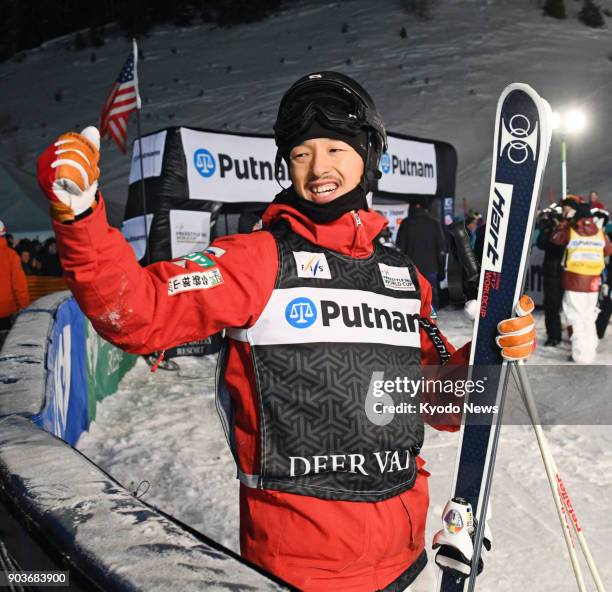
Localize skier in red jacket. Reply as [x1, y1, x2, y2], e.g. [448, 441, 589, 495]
[551, 202, 612, 363]
[37, 72, 536, 591]
[0, 219, 30, 341]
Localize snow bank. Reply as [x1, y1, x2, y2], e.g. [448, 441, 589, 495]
[0, 296, 289, 591]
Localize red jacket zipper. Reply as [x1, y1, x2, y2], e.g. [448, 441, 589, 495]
[350, 210, 362, 256]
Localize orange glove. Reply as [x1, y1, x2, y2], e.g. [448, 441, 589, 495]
[37, 126, 100, 223]
[495, 295, 536, 361]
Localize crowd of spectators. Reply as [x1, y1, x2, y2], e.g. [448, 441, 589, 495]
[1, 223, 66, 346]
[4, 234, 63, 277]
[393, 192, 611, 361]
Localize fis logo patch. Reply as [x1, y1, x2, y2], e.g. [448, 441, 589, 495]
[378, 263, 415, 291]
[293, 251, 332, 279]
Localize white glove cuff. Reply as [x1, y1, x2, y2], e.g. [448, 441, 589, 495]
[52, 179, 98, 215]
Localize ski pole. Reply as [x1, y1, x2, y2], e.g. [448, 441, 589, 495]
[512, 361, 605, 591]
[511, 362, 586, 591]
[555, 472, 606, 592]
[512, 362, 605, 591]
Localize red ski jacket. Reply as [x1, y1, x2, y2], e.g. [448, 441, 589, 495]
[52, 196, 468, 591]
[0, 236, 30, 319]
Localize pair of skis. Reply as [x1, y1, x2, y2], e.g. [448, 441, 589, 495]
[434, 84, 604, 591]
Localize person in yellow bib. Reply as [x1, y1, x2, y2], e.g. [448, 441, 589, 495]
[552, 202, 612, 363]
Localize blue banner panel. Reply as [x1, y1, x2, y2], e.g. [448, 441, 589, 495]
[35, 299, 89, 446]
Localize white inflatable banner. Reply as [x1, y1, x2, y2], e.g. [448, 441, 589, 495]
[372, 202, 410, 242]
[121, 214, 154, 261]
[124, 128, 449, 202]
[377, 136, 437, 195]
[129, 130, 167, 184]
[180, 129, 290, 203]
[169, 209, 212, 258]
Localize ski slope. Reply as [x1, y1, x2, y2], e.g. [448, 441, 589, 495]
[2, 0, 612, 224]
[78, 309, 612, 591]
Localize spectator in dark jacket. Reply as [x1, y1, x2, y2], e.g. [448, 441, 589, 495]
[536, 205, 565, 346]
[396, 197, 446, 310]
[15, 239, 36, 275]
[38, 237, 63, 277]
[473, 223, 486, 265]
[465, 210, 482, 237]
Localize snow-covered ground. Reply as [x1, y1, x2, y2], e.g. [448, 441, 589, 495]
[3, 0, 612, 224]
[78, 309, 612, 591]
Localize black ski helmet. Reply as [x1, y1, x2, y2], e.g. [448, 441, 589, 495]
[273, 71, 387, 190]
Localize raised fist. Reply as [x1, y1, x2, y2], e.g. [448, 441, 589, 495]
[37, 126, 101, 222]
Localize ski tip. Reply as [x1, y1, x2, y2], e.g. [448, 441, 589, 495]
[498, 83, 549, 111]
[497, 83, 553, 147]
[498, 82, 542, 104]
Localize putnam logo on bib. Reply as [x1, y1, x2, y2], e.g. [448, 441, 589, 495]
[378, 263, 415, 291]
[293, 251, 332, 279]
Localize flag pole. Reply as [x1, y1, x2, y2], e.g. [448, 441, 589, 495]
[133, 38, 150, 266]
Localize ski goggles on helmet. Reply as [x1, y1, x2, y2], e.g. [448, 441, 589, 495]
[274, 74, 387, 154]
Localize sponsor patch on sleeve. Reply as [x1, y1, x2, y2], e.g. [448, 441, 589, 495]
[204, 245, 226, 258]
[180, 251, 216, 268]
[293, 251, 332, 279]
[378, 263, 416, 291]
[168, 269, 224, 295]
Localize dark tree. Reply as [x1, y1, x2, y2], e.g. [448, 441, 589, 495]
[578, 0, 605, 27]
[74, 30, 87, 50]
[400, 0, 438, 20]
[543, 0, 567, 18]
[88, 25, 105, 47]
[201, 0, 283, 27]
[0, 0, 284, 61]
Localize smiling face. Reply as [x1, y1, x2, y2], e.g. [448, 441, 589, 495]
[289, 138, 364, 204]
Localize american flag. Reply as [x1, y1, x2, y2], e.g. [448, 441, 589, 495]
[99, 40, 141, 153]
